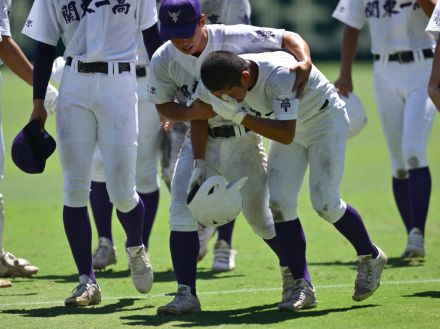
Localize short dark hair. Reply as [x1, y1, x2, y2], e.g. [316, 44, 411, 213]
[200, 51, 250, 92]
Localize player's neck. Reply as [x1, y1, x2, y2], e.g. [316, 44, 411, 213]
[192, 27, 209, 57]
[247, 61, 259, 91]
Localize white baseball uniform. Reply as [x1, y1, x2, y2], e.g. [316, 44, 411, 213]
[160, 0, 253, 188]
[147, 24, 284, 235]
[23, 0, 157, 212]
[426, 2, 440, 39]
[91, 38, 161, 195]
[333, 0, 436, 177]
[200, 51, 349, 223]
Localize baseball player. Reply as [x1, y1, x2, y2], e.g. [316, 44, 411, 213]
[159, 0, 253, 270]
[147, 0, 313, 315]
[198, 49, 388, 309]
[427, 2, 440, 111]
[333, 0, 437, 259]
[22, 0, 162, 306]
[0, 0, 58, 286]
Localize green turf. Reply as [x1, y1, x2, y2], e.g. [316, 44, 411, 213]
[0, 62, 439, 328]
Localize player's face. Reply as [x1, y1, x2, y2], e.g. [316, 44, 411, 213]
[171, 16, 207, 56]
[212, 85, 248, 103]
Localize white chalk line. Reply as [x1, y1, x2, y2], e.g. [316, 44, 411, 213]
[1, 277, 439, 309]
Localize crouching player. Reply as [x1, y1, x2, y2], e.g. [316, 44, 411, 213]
[196, 50, 388, 307]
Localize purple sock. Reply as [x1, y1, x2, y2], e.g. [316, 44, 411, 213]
[392, 177, 412, 233]
[217, 220, 235, 246]
[263, 236, 288, 267]
[170, 231, 199, 296]
[116, 199, 145, 248]
[409, 167, 431, 235]
[63, 206, 96, 282]
[334, 205, 377, 257]
[90, 181, 114, 242]
[274, 220, 311, 283]
[138, 190, 160, 249]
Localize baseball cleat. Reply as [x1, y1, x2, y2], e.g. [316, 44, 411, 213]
[0, 279, 12, 288]
[352, 245, 388, 301]
[157, 285, 201, 315]
[211, 239, 236, 272]
[197, 226, 216, 262]
[401, 228, 425, 259]
[65, 275, 101, 307]
[92, 237, 117, 270]
[278, 278, 317, 311]
[280, 266, 295, 302]
[0, 250, 39, 278]
[126, 245, 153, 293]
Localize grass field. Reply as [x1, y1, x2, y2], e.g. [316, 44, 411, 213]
[0, 62, 439, 329]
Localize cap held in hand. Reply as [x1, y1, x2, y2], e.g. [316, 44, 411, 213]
[11, 120, 56, 174]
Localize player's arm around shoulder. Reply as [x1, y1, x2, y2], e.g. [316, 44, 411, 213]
[281, 31, 312, 98]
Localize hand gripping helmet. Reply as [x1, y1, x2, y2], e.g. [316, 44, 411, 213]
[187, 175, 248, 228]
[341, 93, 367, 139]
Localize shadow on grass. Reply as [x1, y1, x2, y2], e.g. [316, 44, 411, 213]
[1, 298, 152, 317]
[403, 291, 440, 298]
[35, 268, 243, 284]
[120, 303, 378, 326]
[308, 257, 423, 269]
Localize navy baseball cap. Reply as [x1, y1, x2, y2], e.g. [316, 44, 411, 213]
[11, 120, 56, 174]
[159, 0, 201, 41]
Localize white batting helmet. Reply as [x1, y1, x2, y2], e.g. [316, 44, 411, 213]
[187, 175, 248, 228]
[341, 93, 367, 139]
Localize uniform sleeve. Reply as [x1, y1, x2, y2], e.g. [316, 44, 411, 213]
[332, 0, 366, 30]
[146, 48, 178, 104]
[222, 24, 284, 53]
[267, 68, 298, 121]
[426, 3, 440, 40]
[21, 0, 60, 46]
[224, 0, 251, 25]
[138, 0, 158, 31]
[0, 0, 11, 38]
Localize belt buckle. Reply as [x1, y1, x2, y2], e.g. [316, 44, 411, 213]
[77, 62, 88, 73]
[397, 51, 413, 63]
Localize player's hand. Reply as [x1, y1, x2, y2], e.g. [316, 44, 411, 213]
[187, 159, 207, 194]
[290, 60, 312, 98]
[428, 84, 440, 112]
[30, 99, 48, 131]
[190, 99, 216, 120]
[44, 84, 59, 115]
[209, 94, 246, 124]
[334, 76, 353, 97]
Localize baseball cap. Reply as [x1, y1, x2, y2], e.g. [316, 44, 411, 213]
[11, 120, 56, 174]
[159, 0, 201, 41]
